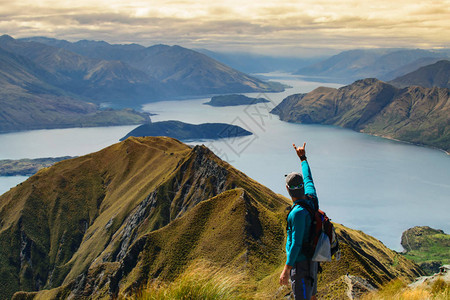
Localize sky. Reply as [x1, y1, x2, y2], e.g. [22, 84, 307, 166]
[1, 0, 449, 57]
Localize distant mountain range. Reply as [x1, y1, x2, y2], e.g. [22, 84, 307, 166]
[195, 48, 322, 73]
[0, 137, 423, 299]
[272, 78, 450, 152]
[295, 49, 450, 84]
[0, 34, 284, 132]
[0, 41, 151, 132]
[13, 35, 284, 102]
[389, 60, 450, 89]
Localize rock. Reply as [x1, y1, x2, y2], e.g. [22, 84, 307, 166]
[401, 226, 444, 251]
[345, 274, 377, 300]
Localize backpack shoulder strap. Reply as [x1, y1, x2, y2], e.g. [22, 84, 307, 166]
[286, 202, 308, 230]
[296, 200, 315, 218]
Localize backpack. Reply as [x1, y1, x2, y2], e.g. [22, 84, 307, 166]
[288, 196, 340, 262]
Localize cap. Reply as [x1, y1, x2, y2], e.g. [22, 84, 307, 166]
[285, 172, 304, 189]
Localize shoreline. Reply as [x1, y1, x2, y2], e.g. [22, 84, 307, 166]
[368, 132, 449, 156]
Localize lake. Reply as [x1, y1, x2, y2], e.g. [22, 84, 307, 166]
[1, 73, 449, 251]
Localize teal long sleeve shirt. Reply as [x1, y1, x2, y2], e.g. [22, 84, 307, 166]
[285, 160, 317, 266]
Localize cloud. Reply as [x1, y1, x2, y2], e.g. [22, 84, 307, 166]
[1, 0, 449, 56]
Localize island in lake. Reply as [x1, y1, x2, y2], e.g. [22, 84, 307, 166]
[120, 120, 252, 141]
[203, 94, 270, 106]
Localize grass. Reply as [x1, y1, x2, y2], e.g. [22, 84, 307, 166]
[403, 233, 450, 263]
[401, 228, 450, 275]
[362, 278, 450, 300]
[131, 261, 247, 300]
[0, 137, 432, 299]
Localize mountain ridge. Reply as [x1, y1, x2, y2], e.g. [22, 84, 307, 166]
[295, 49, 449, 84]
[271, 78, 450, 152]
[0, 34, 283, 132]
[389, 60, 450, 88]
[0, 137, 424, 299]
[14, 35, 284, 101]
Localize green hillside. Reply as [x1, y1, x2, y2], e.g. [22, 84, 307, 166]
[401, 226, 450, 275]
[0, 137, 423, 299]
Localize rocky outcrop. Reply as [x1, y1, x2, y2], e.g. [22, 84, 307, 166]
[345, 275, 377, 300]
[409, 265, 450, 288]
[401, 226, 450, 275]
[401, 226, 445, 251]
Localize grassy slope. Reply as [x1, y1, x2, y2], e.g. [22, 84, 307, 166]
[0, 137, 424, 300]
[401, 227, 450, 274]
[403, 233, 450, 263]
[0, 137, 191, 298]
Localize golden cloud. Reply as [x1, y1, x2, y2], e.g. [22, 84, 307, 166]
[0, 0, 449, 55]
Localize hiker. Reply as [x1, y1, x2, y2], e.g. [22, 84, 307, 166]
[279, 142, 318, 300]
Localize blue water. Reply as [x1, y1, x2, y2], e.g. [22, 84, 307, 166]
[0, 73, 448, 250]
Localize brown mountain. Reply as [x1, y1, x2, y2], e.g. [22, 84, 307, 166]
[0, 34, 283, 132]
[0, 45, 149, 132]
[16, 36, 284, 100]
[272, 78, 450, 152]
[389, 60, 450, 88]
[0, 35, 164, 105]
[0, 137, 423, 299]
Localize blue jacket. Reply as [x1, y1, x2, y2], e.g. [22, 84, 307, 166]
[285, 160, 317, 266]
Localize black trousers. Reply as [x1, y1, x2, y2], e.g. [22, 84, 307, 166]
[290, 260, 318, 300]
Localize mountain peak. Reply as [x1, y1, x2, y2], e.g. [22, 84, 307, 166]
[0, 34, 14, 41]
[0, 137, 424, 299]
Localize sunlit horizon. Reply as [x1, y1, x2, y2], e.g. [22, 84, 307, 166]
[1, 0, 450, 56]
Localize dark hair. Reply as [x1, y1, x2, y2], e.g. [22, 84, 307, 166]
[288, 187, 304, 199]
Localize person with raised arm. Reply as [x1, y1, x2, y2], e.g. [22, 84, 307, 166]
[279, 143, 318, 300]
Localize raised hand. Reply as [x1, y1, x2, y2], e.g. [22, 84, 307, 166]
[293, 142, 306, 160]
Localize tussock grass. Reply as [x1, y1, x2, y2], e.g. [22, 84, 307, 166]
[362, 278, 450, 300]
[132, 261, 248, 300]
